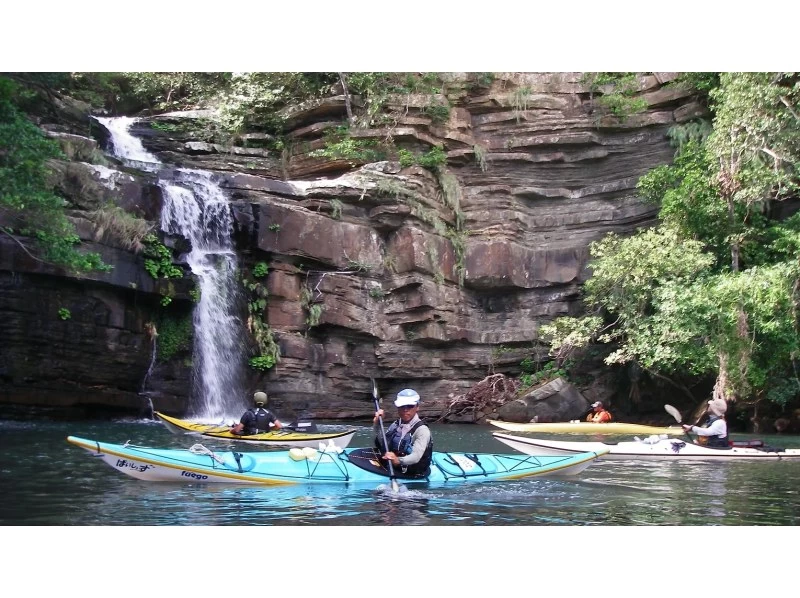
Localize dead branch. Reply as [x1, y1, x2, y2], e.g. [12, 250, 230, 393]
[435, 373, 520, 423]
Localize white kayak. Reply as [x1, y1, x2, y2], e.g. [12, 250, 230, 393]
[487, 420, 685, 435]
[492, 432, 800, 461]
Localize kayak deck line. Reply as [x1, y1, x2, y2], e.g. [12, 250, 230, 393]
[492, 432, 800, 461]
[67, 436, 607, 486]
[487, 419, 685, 435]
[67, 436, 297, 485]
[155, 412, 357, 447]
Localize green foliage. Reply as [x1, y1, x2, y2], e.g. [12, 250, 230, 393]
[124, 72, 232, 113]
[217, 72, 337, 135]
[398, 148, 416, 168]
[58, 307, 71, 320]
[397, 146, 448, 172]
[511, 86, 532, 122]
[142, 234, 183, 279]
[309, 126, 387, 164]
[518, 361, 570, 391]
[637, 141, 729, 264]
[252, 261, 269, 278]
[423, 101, 451, 124]
[469, 73, 495, 89]
[707, 72, 800, 206]
[0, 76, 110, 273]
[474, 144, 489, 172]
[299, 286, 323, 330]
[156, 313, 193, 361]
[306, 304, 323, 328]
[666, 119, 713, 152]
[267, 223, 281, 232]
[584, 72, 649, 118]
[368, 286, 385, 299]
[248, 354, 277, 371]
[189, 286, 201, 303]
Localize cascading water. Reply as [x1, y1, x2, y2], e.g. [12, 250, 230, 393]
[95, 116, 246, 420]
[160, 169, 246, 419]
[93, 116, 161, 172]
[138, 338, 157, 420]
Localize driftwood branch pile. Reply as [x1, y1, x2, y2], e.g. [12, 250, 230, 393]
[435, 373, 519, 423]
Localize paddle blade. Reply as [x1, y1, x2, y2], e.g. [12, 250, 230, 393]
[371, 378, 379, 402]
[664, 404, 683, 424]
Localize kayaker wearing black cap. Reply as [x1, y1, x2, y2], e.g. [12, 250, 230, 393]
[586, 401, 613, 423]
[231, 391, 283, 435]
[373, 388, 433, 476]
[683, 398, 728, 447]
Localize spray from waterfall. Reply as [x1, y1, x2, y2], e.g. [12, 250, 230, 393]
[95, 116, 246, 420]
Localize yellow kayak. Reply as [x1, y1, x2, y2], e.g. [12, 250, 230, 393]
[487, 420, 685, 435]
[155, 412, 357, 448]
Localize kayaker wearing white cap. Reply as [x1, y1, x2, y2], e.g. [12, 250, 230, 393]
[683, 398, 729, 447]
[585, 401, 613, 423]
[373, 388, 433, 477]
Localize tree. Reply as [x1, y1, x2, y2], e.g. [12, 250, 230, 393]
[542, 73, 800, 410]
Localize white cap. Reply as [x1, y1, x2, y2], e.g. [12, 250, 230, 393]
[591, 401, 603, 408]
[394, 388, 420, 408]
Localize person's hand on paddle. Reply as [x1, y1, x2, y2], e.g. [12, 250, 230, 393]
[681, 424, 693, 432]
[382, 451, 400, 466]
[373, 409, 385, 423]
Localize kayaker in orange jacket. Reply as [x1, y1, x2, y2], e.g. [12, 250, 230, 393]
[586, 401, 613, 423]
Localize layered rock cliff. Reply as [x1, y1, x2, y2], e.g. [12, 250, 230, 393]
[0, 72, 703, 420]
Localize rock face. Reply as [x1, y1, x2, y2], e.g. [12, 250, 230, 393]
[0, 73, 703, 421]
[497, 378, 590, 422]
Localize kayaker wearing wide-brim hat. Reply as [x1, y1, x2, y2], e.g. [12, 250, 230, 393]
[373, 388, 433, 477]
[231, 391, 283, 435]
[683, 398, 729, 447]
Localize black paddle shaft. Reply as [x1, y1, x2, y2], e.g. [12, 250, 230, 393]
[371, 378, 398, 489]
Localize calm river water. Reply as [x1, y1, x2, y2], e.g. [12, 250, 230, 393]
[3, 416, 796, 598]
[2, 416, 799, 527]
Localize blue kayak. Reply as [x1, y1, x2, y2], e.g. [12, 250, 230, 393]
[67, 436, 607, 486]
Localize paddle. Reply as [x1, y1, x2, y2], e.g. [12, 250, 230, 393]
[665, 404, 700, 443]
[372, 377, 399, 492]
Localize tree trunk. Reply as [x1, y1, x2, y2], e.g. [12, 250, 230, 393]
[338, 72, 354, 124]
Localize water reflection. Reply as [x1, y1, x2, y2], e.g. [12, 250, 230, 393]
[1, 418, 800, 526]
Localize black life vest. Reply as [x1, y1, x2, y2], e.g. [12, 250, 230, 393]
[701, 415, 729, 448]
[378, 419, 433, 476]
[244, 407, 275, 434]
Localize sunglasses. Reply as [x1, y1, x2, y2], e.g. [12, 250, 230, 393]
[397, 405, 417, 410]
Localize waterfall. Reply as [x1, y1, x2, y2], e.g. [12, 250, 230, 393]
[96, 116, 246, 420]
[138, 338, 157, 420]
[93, 116, 160, 172]
[160, 169, 246, 419]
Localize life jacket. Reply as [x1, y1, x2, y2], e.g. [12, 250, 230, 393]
[244, 407, 275, 434]
[587, 410, 612, 423]
[699, 415, 729, 448]
[378, 419, 433, 476]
